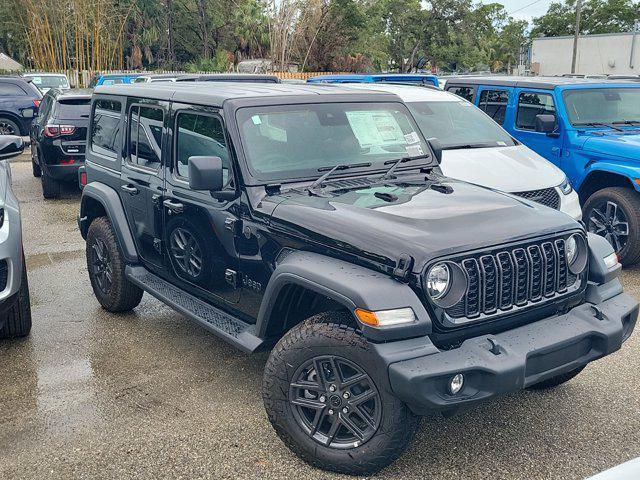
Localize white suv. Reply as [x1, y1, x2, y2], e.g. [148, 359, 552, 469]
[346, 83, 582, 220]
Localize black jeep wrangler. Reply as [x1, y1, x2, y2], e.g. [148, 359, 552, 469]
[78, 83, 638, 475]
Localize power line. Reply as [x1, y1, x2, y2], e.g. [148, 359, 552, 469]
[509, 0, 549, 15]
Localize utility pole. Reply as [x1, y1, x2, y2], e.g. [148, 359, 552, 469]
[571, 0, 582, 73]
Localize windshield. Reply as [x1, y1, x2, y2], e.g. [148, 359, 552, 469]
[28, 75, 69, 89]
[237, 102, 432, 182]
[563, 88, 640, 125]
[407, 100, 515, 149]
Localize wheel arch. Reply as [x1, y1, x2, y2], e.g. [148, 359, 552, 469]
[256, 251, 432, 343]
[79, 183, 138, 264]
[578, 168, 637, 203]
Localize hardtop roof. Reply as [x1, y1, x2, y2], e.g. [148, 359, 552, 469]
[444, 75, 640, 89]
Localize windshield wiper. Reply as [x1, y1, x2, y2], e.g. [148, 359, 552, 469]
[441, 142, 496, 150]
[307, 162, 371, 194]
[612, 120, 640, 126]
[381, 155, 430, 180]
[573, 122, 624, 132]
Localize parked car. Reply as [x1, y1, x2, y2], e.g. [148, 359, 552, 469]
[0, 136, 32, 339]
[175, 73, 280, 83]
[22, 73, 71, 94]
[78, 83, 637, 475]
[308, 73, 440, 88]
[30, 89, 92, 198]
[132, 74, 178, 83]
[444, 76, 640, 264]
[0, 76, 42, 136]
[88, 73, 145, 87]
[328, 83, 582, 220]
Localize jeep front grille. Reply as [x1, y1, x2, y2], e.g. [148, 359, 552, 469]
[513, 187, 560, 210]
[445, 237, 580, 321]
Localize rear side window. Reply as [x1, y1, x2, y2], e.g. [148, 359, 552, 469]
[55, 99, 91, 120]
[0, 83, 26, 96]
[128, 106, 164, 170]
[478, 89, 509, 125]
[91, 99, 122, 158]
[447, 86, 474, 102]
[516, 92, 556, 130]
[175, 112, 230, 183]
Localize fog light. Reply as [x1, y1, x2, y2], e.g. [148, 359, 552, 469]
[449, 373, 464, 395]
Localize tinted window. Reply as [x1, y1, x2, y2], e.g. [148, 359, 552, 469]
[175, 113, 229, 182]
[28, 75, 69, 89]
[38, 95, 54, 120]
[129, 106, 163, 170]
[516, 92, 555, 130]
[102, 78, 124, 86]
[91, 99, 122, 158]
[55, 99, 91, 120]
[478, 89, 509, 125]
[447, 86, 474, 102]
[563, 88, 640, 125]
[0, 83, 26, 96]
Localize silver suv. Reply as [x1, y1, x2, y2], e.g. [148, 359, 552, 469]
[0, 136, 31, 339]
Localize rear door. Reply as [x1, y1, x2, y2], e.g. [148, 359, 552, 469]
[475, 86, 510, 126]
[120, 99, 168, 269]
[445, 84, 477, 103]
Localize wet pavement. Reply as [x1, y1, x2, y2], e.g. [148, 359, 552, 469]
[2, 155, 640, 479]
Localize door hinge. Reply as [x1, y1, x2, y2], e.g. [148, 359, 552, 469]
[225, 269, 238, 287]
[392, 254, 414, 281]
[153, 238, 162, 254]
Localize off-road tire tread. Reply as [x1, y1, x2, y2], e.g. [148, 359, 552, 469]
[528, 365, 586, 390]
[584, 187, 640, 266]
[0, 260, 32, 339]
[262, 312, 418, 476]
[86, 217, 143, 312]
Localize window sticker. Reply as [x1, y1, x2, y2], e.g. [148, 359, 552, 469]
[251, 115, 262, 125]
[404, 132, 420, 144]
[406, 144, 424, 157]
[31, 77, 42, 85]
[346, 111, 407, 148]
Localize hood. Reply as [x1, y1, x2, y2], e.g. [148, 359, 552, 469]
[270, 177, 580, 271]
[582, 131, 640, 161]
[440, 145, 564, 192]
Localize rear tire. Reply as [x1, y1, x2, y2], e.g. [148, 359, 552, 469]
[32, 160, 41, 177]
[86, 217, 143, 312]
[528, 365, 586, 390]
[263, 312, 419, 476]
[0, 117, 20, 136]
[583, 187, 640, 266]
[41, 172, 62, 199]
[0, 259, 32, 339]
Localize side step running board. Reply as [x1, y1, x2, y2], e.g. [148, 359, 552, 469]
[126, 266, 265, 353]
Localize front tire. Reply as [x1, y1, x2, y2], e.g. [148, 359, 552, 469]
[0, 259, 32, 339]
[263, 312, 418, 476]
[86, 217, 143, 312]
[583, 187, 640, 266]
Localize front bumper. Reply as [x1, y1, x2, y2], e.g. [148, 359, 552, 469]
[388, 292, 638, 415]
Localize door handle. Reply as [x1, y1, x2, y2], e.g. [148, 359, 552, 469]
[121, 184, 139, 195]
[163, 198, 184, 214]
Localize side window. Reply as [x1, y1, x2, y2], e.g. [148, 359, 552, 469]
[175, 112, 231, 186]
[128, 106, 163, 170]
[478, 89, 509, 125]
[38, 96, 53, 120]
[516, 92, 556, 131]
[0, 83, 26, 96]
[90, 99, 122, 158]
[447, 86, 474, 102]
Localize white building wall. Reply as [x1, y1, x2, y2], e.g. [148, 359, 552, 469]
[530, 32, 640, 76]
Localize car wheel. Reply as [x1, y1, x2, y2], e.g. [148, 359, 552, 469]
[583, 187, 640, 266]
[0, 118, 20, 136]
[527, 365, 586, 390]
[86, 217, 143, 312]
[0, 258, 32, 339]
[263, 312, 419, 476]
[31, 150, 42, 177]
[41, 172, 61, 199]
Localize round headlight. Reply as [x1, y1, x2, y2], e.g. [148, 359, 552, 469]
[566, 235, 578, 264]
[566, 234, 587, 274]
[426, 263, 450, 300]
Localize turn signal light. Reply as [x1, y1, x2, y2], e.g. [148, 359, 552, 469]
[44, 125, 76, 138]
[354, 307, 416, 327]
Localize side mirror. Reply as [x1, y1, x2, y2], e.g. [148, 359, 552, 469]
[188, 156, 224, 192]
[0, 136, 24, 160]
[427, 138, 443, 164]
[535, 114, 556, 134]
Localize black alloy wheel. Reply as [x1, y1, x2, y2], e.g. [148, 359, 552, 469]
[289, 355, 382, 449]
[169, 227, 203, 278]
[0, 118, 19, 135]
[587, 200, 629, 253]
[90, 237, 113, 295]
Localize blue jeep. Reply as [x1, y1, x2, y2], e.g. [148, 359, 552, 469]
[88, 73, 145, 87]
[307, 73, 439, 88]
[444, 76, 640, 265]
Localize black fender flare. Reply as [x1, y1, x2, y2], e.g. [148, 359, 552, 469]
[78, 182, 139, 264]
[256, 251, 432, 342]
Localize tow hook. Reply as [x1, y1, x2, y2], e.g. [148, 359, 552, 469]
[591, 305, 607, 321]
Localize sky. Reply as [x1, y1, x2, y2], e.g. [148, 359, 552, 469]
[479, 0, 557, 23]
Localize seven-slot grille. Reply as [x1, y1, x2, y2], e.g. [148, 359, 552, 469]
[445, 237, 579, 320]
[513, 187, 560, 210]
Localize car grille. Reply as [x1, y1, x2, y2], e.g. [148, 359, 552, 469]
[444, 236, 582, 321]
[0, 260, 8, 292]
[513, 187, 560, 210]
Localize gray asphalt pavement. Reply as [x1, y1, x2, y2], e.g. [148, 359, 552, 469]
[2, 155, 640, 479]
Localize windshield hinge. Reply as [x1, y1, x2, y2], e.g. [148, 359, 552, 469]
[393, 254, 414, 281]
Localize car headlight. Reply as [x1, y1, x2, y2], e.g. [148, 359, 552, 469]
[559, 176, 573, 195]
[566, 234, 587, 274]
[426, 263, 450, 299]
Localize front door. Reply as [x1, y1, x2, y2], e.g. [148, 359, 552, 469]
[161, 104, 240, 304]
[120, 99, 167, 269]
[512, 88, 563, 166]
